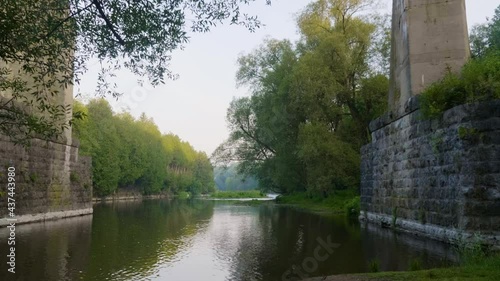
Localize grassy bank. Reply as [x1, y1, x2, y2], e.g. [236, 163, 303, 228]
[210, 190, 266, 199]
[223, 200, 274, 207]
[308, 250, 499, 281]
[176, 191, 191, 199]
[362, 253, 500, 281]
[276, 190, 360, 215]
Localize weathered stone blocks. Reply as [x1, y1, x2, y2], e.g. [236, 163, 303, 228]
[361, 100, 500, 246]
[0, 135, 92, 224]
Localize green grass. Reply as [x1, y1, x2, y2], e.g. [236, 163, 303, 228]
[362, 254, 500, 280]
[331, 252, 500, 281]
[408, 258, 423, 271]
[311, 254, 499, 280]
[176, 191, 191, 199]
[224, 199, 273, 206]
[368, 259, 380, 273]
[275, 190, 359, 214]
[210, 190, 266, 199]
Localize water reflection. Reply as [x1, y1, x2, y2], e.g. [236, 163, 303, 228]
[0, 200, 458, 281]
[83, 199, 215, 281]
[359, 222, 458, 272]
[0, 215, 92, 281]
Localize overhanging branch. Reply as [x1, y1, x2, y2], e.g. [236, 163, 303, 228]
[92, 0, 126, 45]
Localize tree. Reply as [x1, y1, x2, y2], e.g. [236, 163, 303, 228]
[470, 4, 500, 58]
[213, 0, 389, 196]
[470, 23, 491, 58]
[113, 112, 147, 186]
[0, 0, 270, 143]
[212, 38, 305, 193]
[134, 114, 167, 194]
[191, 152, 215, 194]
[297, 122, 360, 194]
[75, 99, 121, 196]
[73, 99, 215, 196]
[491, 6, 500, 51]
[294, 0, 386, 143]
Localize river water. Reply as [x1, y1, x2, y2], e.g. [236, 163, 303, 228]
[0, 199, 458, 281]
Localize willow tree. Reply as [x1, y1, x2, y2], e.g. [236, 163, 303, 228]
[212, 39, 306, 193]
[214, 0, 389, 195]
[294, 0, 388, 142]
[292, 0, 388, 194]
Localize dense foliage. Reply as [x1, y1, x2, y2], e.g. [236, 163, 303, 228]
[421, 5, 500, 118]
[1, 0, 269, 143]
[214, 165, 259, 191]
[73, 99, 214, 196]
[210, 190, 265, 199]
[469, 5, 500, 58]
[213, 0, 390, 196]
[420, 51, 500, 118]
[275, 190, 359, 214]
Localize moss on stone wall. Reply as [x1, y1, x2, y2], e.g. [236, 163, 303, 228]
[0, 136, 92, 217]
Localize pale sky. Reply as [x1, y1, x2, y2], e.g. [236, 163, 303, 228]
[77, 0, 500, 155]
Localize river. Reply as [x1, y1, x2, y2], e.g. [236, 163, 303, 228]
[0, 199, 458, 281]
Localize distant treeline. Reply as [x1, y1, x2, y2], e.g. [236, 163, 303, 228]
[72, 99, 214, 196]
[214, 165, 259, 191]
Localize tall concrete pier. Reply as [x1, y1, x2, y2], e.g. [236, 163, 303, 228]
[0, 16, 92, 225]
[389, 0, 470, 116]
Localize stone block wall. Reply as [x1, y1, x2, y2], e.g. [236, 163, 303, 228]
[0, 135, 92, 221]
[361, 99, 500, 244]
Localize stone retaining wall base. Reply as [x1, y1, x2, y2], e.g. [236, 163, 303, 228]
[360, 212, 500, 250]
[0, 208, 93, 227]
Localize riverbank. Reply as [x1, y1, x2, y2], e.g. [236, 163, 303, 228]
[219, 199, 275, 206]
[276, 190, 360, 215]
[306, 254, 500, 281]
[93, 190, 170, 203]
[210, 190, 266, 199]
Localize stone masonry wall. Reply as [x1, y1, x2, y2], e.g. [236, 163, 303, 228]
[360, 99, 500, 245]
[0, 135, 92, 222]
